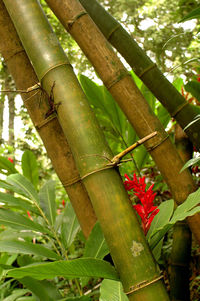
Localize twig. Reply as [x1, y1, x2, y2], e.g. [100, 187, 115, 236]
[108, 131, 157, 166]
[0, 82, 41, 94]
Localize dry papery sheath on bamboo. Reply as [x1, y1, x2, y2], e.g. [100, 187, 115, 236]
[3, 0, 170, 299]
[44, 0, 200, 242]
[79, 0, 200, 149]
[0, 0, 97, 238]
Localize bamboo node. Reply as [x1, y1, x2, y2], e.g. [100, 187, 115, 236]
[35, 113, 57, 130]
[67, 11, 88, 31]
[40, 62, 71, 81]
[107, 24, 121, 41]
[138, 63, 157, 79]
[125, 274, 164, 295]
[4, 49, 25, 63]
[171, 101, 189, 117]
[147, 134, 169, 152]
[63, 176, 81, 187]
[106, 71, 131, 90]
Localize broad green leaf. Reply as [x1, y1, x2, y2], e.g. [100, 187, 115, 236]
[180, 156, 200, 172]
[8, 258, 119, 280]
[39, 180, 56, 225]
[84, 222, 109, 259]
[172, 78, 184, 91]
[149, 189, 200, 249]
[22, 150, 39, 189]
[0, 209, 51, 235]
[147, 199, 174, 239]
[185, 81, 200, 101]
[16, 297, 36, 301]
[172, 188, 200, 218]
[6, 174, 40, 204]
[20, 277, 62, 301]
[100, 279, 128, 301]
[61, 297, 90, 301]
[0, 241, 61, 260]
[3, 289, 30, 301]
[147, 199, 174, 259]
[61, 202, 80, 248]
[0, 156, 18, 175]
[0, 229, 39, 241]
[0, 192, 39, 215]
[180, 7, 200, 22]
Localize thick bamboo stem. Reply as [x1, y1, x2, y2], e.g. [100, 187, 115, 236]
[169, 124, 192, 301]
[3, 0, 169, 299]
[44, 0, 200, 243]
[0, 0, 97, 238]
[79, 0, 200, 149]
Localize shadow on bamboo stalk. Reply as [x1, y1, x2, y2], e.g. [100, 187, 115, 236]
[169, 124, 192, 301]
[0, 0, 97, 239]
[44, 0, 200, 243]
[3, 0, 170, 299]
[79, 0, 200, 150]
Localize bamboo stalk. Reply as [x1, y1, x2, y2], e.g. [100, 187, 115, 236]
[44, 0, 200, 243]
[3, 0, 169, 299]
[79, 0, 200, 149]
[0, 0, 97, 238]
[169, 124, 192, 301]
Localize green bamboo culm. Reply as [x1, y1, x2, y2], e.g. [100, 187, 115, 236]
[79, 0, 200, 149]
[0, 0, 97, 239]
[3, 0, 169, 300]
[44, 0, 200, 243]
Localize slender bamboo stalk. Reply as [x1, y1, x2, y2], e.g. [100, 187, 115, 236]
[0, 0, 97, 238]
[3, 0, 169, 299]
[79, 0, 200, 149]
[169, 124, 192, 301]
[44, 0, 200, 243]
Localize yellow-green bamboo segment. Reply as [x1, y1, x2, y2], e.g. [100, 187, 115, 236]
[44, 0, 200, 242]
[0, 0, 97, 239]
[79, 0, 200, 150]
[3, 0, 169, 299]
[170, 125, 192, 301]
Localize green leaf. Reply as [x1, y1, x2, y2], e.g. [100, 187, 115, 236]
[6, 174, 40, 204]
[185, 81, 200, 101]
[180, 156, 200, 172]
[0, 156, 18, 175]
[61, 297, 90, 301]
[100, 279, 128, 301]
[0, 241, 61, 260]
[61, 202, 80, 248]
[20, 277, 62, 301]
[172, 78, 184, 92]
[0, 192, 39, 215]
[84, 222, 109, 259]
[22, 150, 39, 189]
[3, 289, 30, 301]
[147, 199, 174, 257]
[0, 208, 51, 235]
[149, 189, 200, 249]
[39, 180, 56, 226]
[7, 258, 119, 280]
[180, 7, 200, 22]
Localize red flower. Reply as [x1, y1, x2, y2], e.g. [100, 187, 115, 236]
[8, 157, 14, 163]
[62, 199, 65, 208]
[197, 75, 200, 82]
[27, 210, 33, 221]
[124, 173, 159, 235]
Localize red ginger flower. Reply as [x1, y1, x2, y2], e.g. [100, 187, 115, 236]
[124, 173, 159, 235]
[197, 75, 200, 82]
[8, 157, 14, 163]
